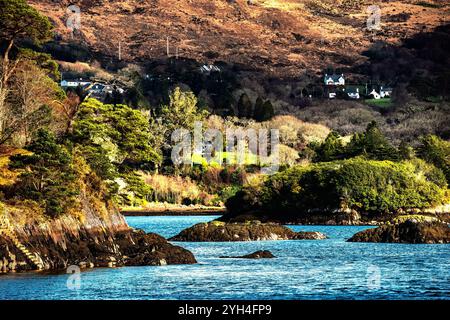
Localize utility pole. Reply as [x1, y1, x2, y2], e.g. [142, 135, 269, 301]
[166, 37, 170, 57]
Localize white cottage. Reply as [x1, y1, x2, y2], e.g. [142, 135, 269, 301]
[324, 74, 345, 86]
[380, 86, 392, 98]
[346, 87, 360, 99]
[369, 89, 381, 99]
[60, 78, 91, 88]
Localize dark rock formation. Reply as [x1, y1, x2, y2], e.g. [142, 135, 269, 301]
[0, 207, 196, 273]
[347, 220, 450, 244]
[169, 221, 327, 242]
[220, 250, 275, 259]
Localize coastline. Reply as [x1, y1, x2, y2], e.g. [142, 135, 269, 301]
[120, 205, 226, 216]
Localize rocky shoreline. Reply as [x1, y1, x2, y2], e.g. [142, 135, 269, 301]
[0, 202, 196, 274]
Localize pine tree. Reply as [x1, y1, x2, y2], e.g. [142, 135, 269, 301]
[254, 98, 274, 122]
[9, 130, 78, 217]
[237, 93, 253, 118]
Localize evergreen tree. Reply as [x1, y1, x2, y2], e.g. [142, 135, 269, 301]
[0, 0, 54, 142]
[346, 121, 400, 161]
[312, 131, 345, 162]
[254, 98, 274, 122]
[253, 97, 265, 121]
[261, 100, 275, 121]
[237, 93, 252, 118]
[9, 130, 78, 217]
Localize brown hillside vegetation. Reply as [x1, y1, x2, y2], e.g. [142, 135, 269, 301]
[29, 0, 450, 79]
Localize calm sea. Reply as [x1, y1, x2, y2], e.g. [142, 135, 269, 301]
[0, 215, 448, 300]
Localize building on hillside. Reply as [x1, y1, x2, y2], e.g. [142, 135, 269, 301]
[83, 82, 125, 101]
[380, 86, 393, 98]
[324, 74, 345, 86]
[369, 89, 381, 99]
[345, 86, 360, 99]
[60, 78, 91, 88]
[200, 64, 221, 74]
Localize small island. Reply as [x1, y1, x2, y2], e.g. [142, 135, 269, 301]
[348, 220, 450, 244]
[169, 221, 327, 242]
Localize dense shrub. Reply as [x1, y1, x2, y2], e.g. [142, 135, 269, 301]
[311, 121, 400, 162]
[417, 134, 450, 185]
[226, 158, 447, 216]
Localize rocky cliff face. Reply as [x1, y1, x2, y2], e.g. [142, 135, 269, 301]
[0, 193, 196, 273]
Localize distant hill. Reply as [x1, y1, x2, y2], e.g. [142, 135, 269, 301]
[28, 0, 450, 79]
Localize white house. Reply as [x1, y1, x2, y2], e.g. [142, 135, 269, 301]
[346, 87, 360, 99]
[369, 89, 381, 99]
[200, 64, 221, 74]
[60, 78, 91, 88]
[324, 74, 345, 86]
[380, 86, 392, 98]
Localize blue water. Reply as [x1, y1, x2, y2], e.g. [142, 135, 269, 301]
[0, 215, 449, 300]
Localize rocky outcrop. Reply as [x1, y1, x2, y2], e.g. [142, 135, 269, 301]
[220, 250, 275, 259]
[347, 220, 450, 244]
[169, 221, 327, 242]
[0, 199, 196, 273]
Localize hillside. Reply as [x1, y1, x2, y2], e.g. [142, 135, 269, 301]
[29, 0, 449, 79]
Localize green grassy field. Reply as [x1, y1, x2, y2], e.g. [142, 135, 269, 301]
[364, 98, 393, 108]
[192, 151, 260, 167]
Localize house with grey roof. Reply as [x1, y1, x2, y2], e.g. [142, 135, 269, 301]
[324, 74, 345, 86]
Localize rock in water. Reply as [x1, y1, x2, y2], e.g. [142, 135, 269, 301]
[293, 231, 328, 240]
[220, 250, 275, 259]
[168, 221, 327, 242]
[347, 220, 450, 244]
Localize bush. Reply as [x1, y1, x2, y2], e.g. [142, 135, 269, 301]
[417, 134, 450, 185]
[226, 158, 447, 217]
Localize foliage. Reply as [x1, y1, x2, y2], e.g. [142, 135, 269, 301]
[7, 130, 78, 217]
[118, 172, 153, 206]
[311, 131, 345, 162]
[18, 49, 61, 81]
[1, 59, 63, 146]
[311, 121, 400, 162]
[237, 93, 253, 118]
[72, 99, 161, 178]
[254, 98, 274, 122]
[157, 87, 208, 153]
[142, 173, 217, 206]
[226, 158, 447, 216]
[346, 121, 400, 160]
[417, 134, 450, 185]
[0, 0, 53, 46]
